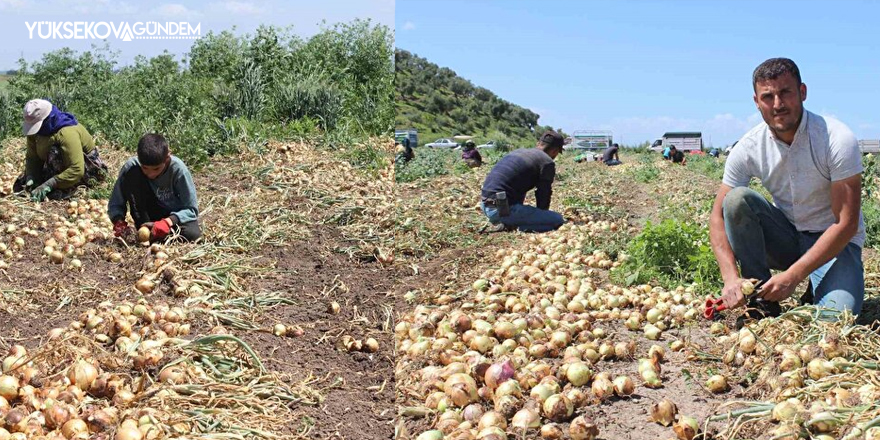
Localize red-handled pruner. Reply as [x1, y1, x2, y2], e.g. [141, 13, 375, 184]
[703, 279, 764, 320]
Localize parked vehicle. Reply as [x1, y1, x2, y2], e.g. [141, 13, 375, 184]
[564, 130, 613, 151]
[424, 138, 459, 148]
[395, 129, 419, 148]
[649, 132, 703, 152]
[859, 139, 880, 154]
[476, 140, 499, 149]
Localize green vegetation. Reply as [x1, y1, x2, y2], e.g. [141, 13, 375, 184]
[395, 49, 565, 148]
[0, 20, 393, 167]
[612, 219, 721, 294]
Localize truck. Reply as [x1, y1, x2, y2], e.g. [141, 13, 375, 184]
[564, 130, 613, 151]
[649, 132, 703, 152]
[395, 129, 419, 148]
[859, 139, 880, 154]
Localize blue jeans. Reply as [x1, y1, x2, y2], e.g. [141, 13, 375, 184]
[605, 159, 622, 166]
[482, 202, 565, 232]
[723, 187, 864, 314]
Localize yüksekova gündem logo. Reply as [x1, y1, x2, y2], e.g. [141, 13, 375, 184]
[25, 21, 201, 41]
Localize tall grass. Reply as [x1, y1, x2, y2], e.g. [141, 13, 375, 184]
[0, 20, 393, 168]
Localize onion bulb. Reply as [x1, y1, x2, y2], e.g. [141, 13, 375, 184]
[613, 376, 635, 397]
[772, 398, 805, 423]
[444, 373, 478, 407]
[673, 415, 698, 440]
[643, 323, 661, 340]
[484, 360, 515, 389]
[565, 362, 592, 387]
[61, 419, 89, 439]
[540, 424, 563, 439]
[706, 374, 728, 393]
[135, 278, 155, 294]
[650, 399, 678, 426]
[591, 376, 614, 400]
[115, 426, 143, 440]
[510, 408, 540, 430]
[641, 369, 662, 388]
[542, 394, 573, 422]
[477, 411, 507, 430]
[807, 359, 838, 380]
[0, 375, 18, 400]
[68, 360, 98, 390]
[569, 415, 599, 440]
[416, 431, 444, 440]
[137, 227, 150, 243]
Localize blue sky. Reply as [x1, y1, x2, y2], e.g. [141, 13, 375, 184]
[0, 0, 393, 68]
[396, 0, 880, 147]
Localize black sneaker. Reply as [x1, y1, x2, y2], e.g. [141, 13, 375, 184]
[479, 223, 517, 234]
[735, 299, 781, 329]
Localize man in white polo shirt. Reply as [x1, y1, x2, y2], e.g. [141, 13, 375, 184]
[709, 58, 864, 322]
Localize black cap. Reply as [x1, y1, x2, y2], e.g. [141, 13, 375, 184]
[539, 130, 564, 150]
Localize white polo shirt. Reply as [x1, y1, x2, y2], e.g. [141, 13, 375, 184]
[723, 109, 865, 247]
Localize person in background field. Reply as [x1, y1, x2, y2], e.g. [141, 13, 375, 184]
[709, 146, 721, 158]
[108, 133, 201, 243]
[15, 99, 108, 201]
[601, 143, 621, 166]
[662, 144, 672, 160]
[461, 140, 483, 168]
[480, 130, 566, 233]
[395, 137, 415, 165]
[670, 146, 687, 165]
[709, 57, 864, 325]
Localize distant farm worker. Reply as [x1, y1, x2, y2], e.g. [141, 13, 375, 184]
[395, 137, 415, 165]
[709, 57, 864, 323]
[461, 140, 483, 168]
[108, 133, 201, 243]
[14, 99, 108, 201]
[708, 147, 721, 158]
[662, 144, 672, 160]
[670, 146, 687, 165]
[480, 130, 565, 233]
[601, 143, 621, 166]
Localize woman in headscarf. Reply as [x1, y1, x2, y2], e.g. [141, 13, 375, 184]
[461, 140, 482, 168]
[14, 99, 108, 201]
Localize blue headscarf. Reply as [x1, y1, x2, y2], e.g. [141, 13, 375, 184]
[36, 105, 78, 137]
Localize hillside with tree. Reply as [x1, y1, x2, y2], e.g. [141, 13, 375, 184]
[395, 49, 564, 147]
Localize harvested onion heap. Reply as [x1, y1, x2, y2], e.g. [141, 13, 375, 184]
[0, 300, 195, 440]
[702, 306, 880, 439]
[397, 223, 707, 439]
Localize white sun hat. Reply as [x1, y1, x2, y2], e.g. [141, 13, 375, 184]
[22, 99, 52, 136]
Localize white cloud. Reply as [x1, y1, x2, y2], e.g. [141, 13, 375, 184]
[219, 1, 263, 15]
[152, 3, 201, 19]
[402, 21, 416, 31]
[0, 0, 29, 10]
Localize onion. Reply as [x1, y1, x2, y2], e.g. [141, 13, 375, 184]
[0, 428, 9, 440]
[807, 359, 838, 380]
[706, 374, 728, 393]
[565, 362, 592, 386]
[806, 411, 840, 433]
[540, 424, 563, 439]
[416, 430, 444, 440]
[772, 398, 805, 423]
[591, 376, 614, 400]
[49, 251, 64, 264]
[738, 329, 757, 353]
[67, 360, 98, 391]
[476, 426, 507, 440]
[462, 403, 484, 422]
[641, 369, 662, 388]
[542, 393, 573, 422]
[137, 227, 150, 243]
[445, 374, 478, 407]
[484, 360, 515, 389]
[673, 415, 698, 440]
[44, 402, 73, 429]
[569, 415, 600, 440]
[272, 324, 287, 337]
[494, 379, 522, 399]
[510, 407, 540, 430]
[771, 423, 804, 440]
[135, 278, 155, 294]
[61, 418, 88, 439]
[643, 323, 661, 340]
[0, 375, 19, 400]
[363, 337, 379, 353]
[529, 383, 557, 403]
[650, 399, 678, 426]
[613, 376, 635, 397]
[477, 411, 507, 430]
[158, 366, 186, 384]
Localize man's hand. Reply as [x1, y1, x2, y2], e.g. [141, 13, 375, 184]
[758, 270, 801, 302]
[30, 182, 52, 202]
[720, 278, 749, 310]
[150, 218, 173, 240]
[113, 220, 130, 238]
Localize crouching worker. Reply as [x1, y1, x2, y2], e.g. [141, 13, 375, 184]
[480, 130, 565, 233]
[461, 140, 483, 168]
[108, 134, 201, 242]
[15, 99, 108, 201]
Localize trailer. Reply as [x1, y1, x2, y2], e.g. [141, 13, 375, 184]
[395, 129, 419, 148]
[859, 139, 880, 154]
[650, 132, 703, 152]
[564, 130, 613, 151]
